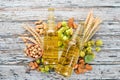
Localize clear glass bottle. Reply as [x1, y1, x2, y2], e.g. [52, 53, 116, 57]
[55, 24, 82, 77]
[43, 8, 58, 65]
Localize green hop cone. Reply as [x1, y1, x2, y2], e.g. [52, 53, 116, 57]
[58, 41, 63, 47]
[66, 28, 73, 36]
[86, 47, 92, 54]
[58, 32, 64, 39]
[63, 36, 69, 41]
[90, 40, 95, 46]
[36, 58, 41, 64]
[87, 41, 92, 47]
[59, 27, 66, 32]
[95, 40, 103, 47]
[62, 21, 67, 27]
[41, 68, 45, 73]
[45, 66, 49, 72]
[95, 47, 101, 52]
[79, 51, 85, 57]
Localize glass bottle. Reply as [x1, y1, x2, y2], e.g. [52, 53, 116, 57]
[43, 8, 58, 65]
[55, 24, 82, 77]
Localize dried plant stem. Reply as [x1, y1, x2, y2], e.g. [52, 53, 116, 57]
[79, 11, 102, 50]
[23, 25, 42, 46]
[84, 10, 93, 29]
[28, 26, 42, 43]
[88, 26, 100, 41]
[84, 17, 101, 42]
[82, 11, 94, 44]
[84, 12, 93, 35]
[20, 37, 37, 44]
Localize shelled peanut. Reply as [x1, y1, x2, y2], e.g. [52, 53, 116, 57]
[35, 20, 47, 35]
[25, 44, 43, 58]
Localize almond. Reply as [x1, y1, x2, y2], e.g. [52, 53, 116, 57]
[85, 64, 92, 71]
[34, 62, 39, 68]
[56, 22, 62, 29]
[74, 64, 78, 69]
[68, 17, 74, 28]
[74, 70, 80, 74]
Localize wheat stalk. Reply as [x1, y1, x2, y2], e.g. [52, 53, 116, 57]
[23, 24, 42, 46]
[84, 17, 101, 42]
[79, 11, 102, 50]
[20, 37, 37, 44]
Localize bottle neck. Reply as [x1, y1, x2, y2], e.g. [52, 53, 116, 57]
[47, 8, 55, 32]
[69, 24, 81, 45]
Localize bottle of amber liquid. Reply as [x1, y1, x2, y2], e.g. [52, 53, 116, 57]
[43, 8, 58, 65]
[55, 24, 82, 77]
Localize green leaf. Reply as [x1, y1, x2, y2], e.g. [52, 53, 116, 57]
[85, 55, 94, 63]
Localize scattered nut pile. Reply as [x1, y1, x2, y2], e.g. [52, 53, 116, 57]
[74, 58, 92, 74]
[35, 20, 47, 35]
[29, 61, 39, 70]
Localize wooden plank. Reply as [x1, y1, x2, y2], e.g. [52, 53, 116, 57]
[0, 0, 120, 9]
[0, 8, 120, 21]
[0, 65, 119, 80]
[0, 39, 120, 50]
[0, 49, 120, 65]
[0, 21, 120, 64]
[0, 21, 120, 36]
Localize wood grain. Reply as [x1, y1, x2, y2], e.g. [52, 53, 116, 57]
[0, 0, 120, 79]
[0, 8, 120, 21]
[0, 65, 120, 80]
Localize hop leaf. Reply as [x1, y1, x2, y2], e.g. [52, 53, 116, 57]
[85, 55, 94, 63]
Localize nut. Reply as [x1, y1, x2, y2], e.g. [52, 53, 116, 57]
[35, 20, 43, 25]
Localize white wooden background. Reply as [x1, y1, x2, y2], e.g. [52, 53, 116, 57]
[0, 0, 120, 80]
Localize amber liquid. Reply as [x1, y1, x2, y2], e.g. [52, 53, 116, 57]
[55, 44, 79, 77]
[43, 8, 58, 65]
[43, 32, 58, 65]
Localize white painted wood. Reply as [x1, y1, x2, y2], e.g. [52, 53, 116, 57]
[0, 65, 120, 80]
[0, 0, 120, 79]
[0, 8, 120, 21]
[0, 0, 120, 9]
